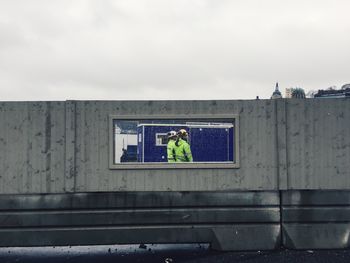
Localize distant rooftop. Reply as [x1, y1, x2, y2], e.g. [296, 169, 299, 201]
[314, 85, 350, 98]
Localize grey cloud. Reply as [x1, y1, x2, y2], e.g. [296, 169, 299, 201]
[0, 0, 349, 101]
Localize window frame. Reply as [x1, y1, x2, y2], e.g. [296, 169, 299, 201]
[109, 114, 240, 169]
[155, 133, 169, 147]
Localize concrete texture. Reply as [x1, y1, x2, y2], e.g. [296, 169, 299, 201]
[285, 99, 350, 189]
[2, 99, 348, 194]
[0, 99, 349, 250]
[282, 190, 350, 249]
[1, 99, 281, 194]
[0, 191, 280, 251]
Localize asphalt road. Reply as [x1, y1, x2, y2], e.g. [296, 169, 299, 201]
[1, 244, 350, 263]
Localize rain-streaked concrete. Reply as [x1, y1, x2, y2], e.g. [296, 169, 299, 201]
[1, 99, 349, 193]
[285, 99, 350, 189]
[1, 100, 278, 193]
[1, 99, 350, 251]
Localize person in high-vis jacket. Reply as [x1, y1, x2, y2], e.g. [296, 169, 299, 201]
[167, 130, 177, 162]
[174, 129, 193, 162]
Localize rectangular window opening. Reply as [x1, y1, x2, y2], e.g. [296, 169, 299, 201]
[109, 115, 239, 169]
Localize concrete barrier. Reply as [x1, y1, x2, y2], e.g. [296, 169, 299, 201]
[0, 191, 280, 250]
[0, 99, 349, 250]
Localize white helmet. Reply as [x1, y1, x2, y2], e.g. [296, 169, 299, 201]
[167, 130, 177, 138]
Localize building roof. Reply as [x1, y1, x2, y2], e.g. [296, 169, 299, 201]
[314, 87, 350, 98]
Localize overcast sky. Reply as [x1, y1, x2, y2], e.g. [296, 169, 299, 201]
[0, 0, 349, 101]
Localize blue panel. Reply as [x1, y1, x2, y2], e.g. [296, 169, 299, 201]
[137, 124, 235, 163]
[190, 128, 231, 162]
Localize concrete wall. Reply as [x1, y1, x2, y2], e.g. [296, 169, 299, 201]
[286, 99, 350, 189]
[0, 102, 66, 194]
[0, 99, 349, 194]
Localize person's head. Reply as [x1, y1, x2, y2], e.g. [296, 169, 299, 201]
[177, 129, 188, 140]
[167, 130, 177, 141]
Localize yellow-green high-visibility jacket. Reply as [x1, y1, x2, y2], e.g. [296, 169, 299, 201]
[174, 138, 193, 162]
[167, 140, 176, 162]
